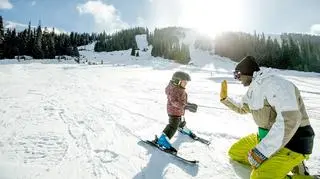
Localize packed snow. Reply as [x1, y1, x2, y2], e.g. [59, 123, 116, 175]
[0, 34, 319, 179]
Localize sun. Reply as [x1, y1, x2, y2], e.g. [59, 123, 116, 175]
[178, 0, 245, 37]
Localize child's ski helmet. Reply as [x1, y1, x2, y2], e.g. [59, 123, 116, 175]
[172, 71, 191, 81]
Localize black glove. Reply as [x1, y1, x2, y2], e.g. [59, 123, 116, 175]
[185, 103, 198, 113]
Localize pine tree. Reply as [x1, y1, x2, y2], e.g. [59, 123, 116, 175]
[33, 22, 44, 59]
[0, 16, 4, 59]
[72, 46, 79, 57]
[0, 16, 3, 39]
[25, 21, 33, 57]
[17, 30, 28, 56]
[3, 29, 11, 58]
[288, 35, 302, 70]
[64, 36, 72, 56]
[3, 29, 19, 58]
[280, 37, 290, 69]
[131, 47, 135, 56]
[42, 27, 50, 58]
[48, 30, 56, 58]
[272, 38, 282, 67]
[11, 29, 19, 57]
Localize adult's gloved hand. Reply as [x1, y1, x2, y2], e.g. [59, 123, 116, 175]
[185, 103, 198, 113]
[220, 80, 228, 101]
[248, 148, 268, 169]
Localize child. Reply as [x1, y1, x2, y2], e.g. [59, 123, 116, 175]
[155, 71, 198, 153]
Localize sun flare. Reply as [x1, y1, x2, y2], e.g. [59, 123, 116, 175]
[178, 0, 245, 37]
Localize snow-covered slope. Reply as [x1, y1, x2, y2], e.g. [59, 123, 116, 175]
[78, 33, 236, 71]
[0, 34, 319, 179]
[135, 34, 148, 50]
[0, 59, 78, 65]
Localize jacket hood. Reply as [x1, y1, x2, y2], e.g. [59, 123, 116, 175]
[252, 68, 276, 84]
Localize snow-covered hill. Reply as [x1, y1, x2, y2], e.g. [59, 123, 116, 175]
[0, 34, 319, 179]
[4, 20, 65, 34]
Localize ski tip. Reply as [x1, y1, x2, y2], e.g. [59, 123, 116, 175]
[192, 160, 199, 164]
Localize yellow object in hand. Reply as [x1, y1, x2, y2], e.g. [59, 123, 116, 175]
[220, 80, 228, 100]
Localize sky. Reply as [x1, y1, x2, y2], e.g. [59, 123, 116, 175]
[1, 0, 320, 36]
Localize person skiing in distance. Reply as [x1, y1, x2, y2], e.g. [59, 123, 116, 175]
[220, 56, 318, 179]
[155, 71, 198, 153]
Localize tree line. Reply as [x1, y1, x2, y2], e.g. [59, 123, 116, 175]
[94, 27, 193, 64]
[0, 16, 95, 59]
[149, 27, 191, 64]
[94, 27, 148, 52]
[214, 32, 320, 72]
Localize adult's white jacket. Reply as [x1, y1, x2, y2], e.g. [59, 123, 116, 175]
[221, 68, 315, 158]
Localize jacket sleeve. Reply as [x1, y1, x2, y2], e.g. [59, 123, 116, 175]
[220, 96, 251, 114]
[255, 80, 301, 158]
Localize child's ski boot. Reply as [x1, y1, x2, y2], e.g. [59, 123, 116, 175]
[154, 133, 177, 154]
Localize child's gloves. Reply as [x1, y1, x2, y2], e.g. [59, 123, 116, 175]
[220, 80, 228, 101]
[248, 148, 268, 169]
[185, 103, 198, 113]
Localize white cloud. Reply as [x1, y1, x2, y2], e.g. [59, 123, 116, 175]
[0, 0, 13, 9]
[310, 24, 320, 34]
[77, 0, 129, 33]
[31, 1, 36, 6]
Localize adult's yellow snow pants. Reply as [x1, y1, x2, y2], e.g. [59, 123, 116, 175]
[228, 133, 313, 179]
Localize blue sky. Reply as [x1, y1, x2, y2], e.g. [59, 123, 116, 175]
[1, 0, 320, 36]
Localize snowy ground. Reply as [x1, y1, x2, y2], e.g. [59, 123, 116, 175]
[0, 35, 319, 179]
